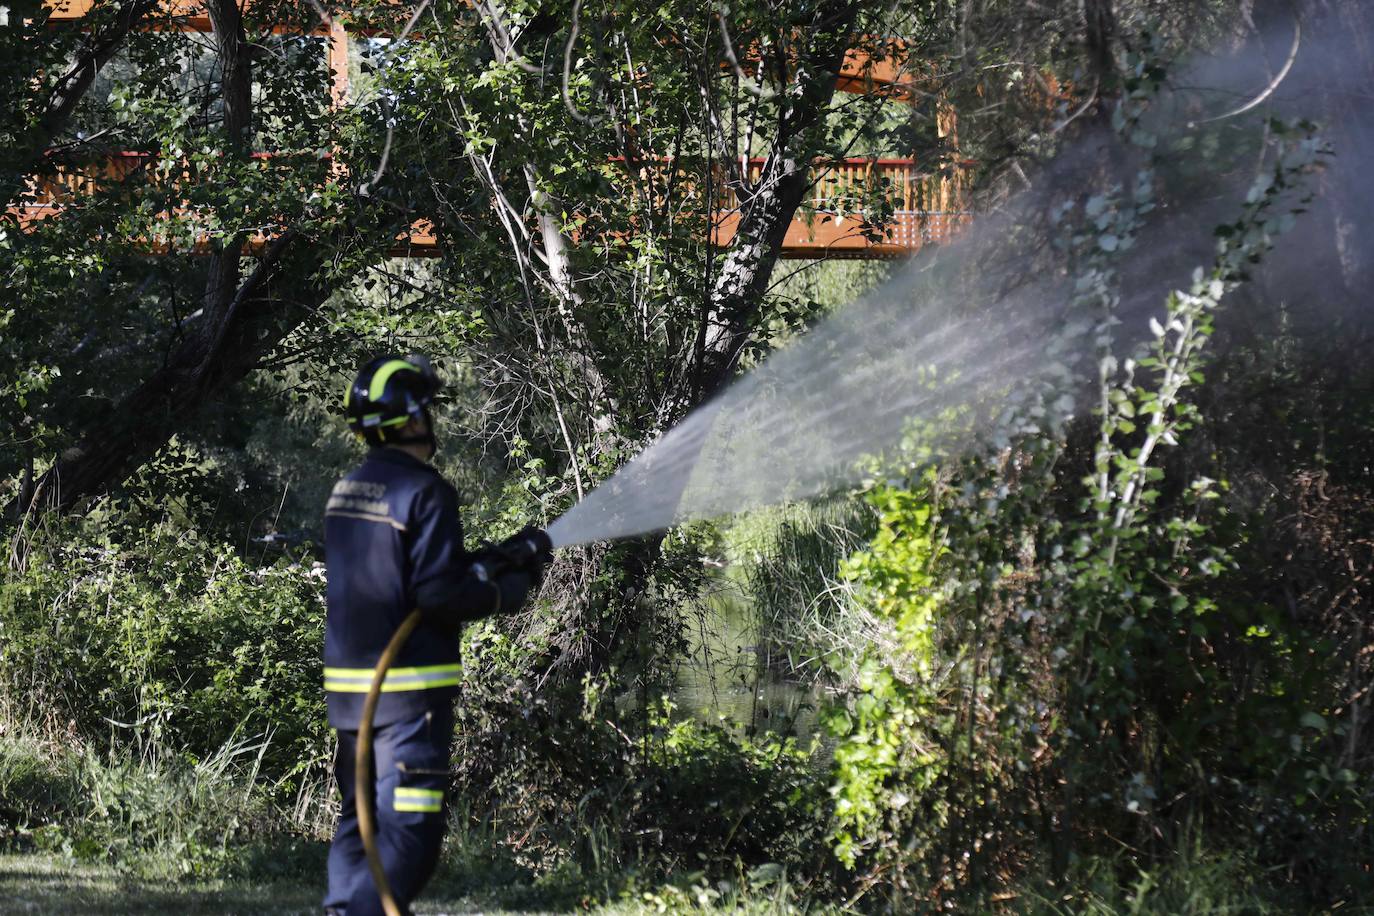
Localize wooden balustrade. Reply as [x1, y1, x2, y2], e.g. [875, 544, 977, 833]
[710, 157, 971, 257]
[14, 153, 969, 257]
[712, 156, 966, 213]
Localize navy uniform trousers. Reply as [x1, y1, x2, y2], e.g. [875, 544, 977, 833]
[324, 706, 453, 916]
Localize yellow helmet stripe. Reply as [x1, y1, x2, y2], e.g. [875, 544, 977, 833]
[368, 359, 418, 402]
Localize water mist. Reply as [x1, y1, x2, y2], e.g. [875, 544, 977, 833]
[547, 13, 1372, 550]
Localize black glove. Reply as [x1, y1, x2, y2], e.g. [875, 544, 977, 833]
[469, 526, 553, 585]
[497, 526, 553, 589]
[497, 526, 553, 571]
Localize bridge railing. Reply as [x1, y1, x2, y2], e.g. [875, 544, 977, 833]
[711, 156, 972, 256]
[19, 152, 971, 257]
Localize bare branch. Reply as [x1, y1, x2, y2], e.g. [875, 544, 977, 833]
[359, 0, 435, 196]
[1051, 76, 1099, 135]
[562, 0, 605, 126]
[717, 6, 775, 99]
[1195, 11, 1302, 125]
[396, 0, 434, 43]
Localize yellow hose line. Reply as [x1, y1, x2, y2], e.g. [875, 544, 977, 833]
[356, 608, 424, 916]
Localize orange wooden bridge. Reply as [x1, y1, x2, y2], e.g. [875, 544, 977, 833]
[22, 1, 971, 259]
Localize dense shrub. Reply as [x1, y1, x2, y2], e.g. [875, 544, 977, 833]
[818, 111, 1374, 909]
[452, 629, 831, 887]
[0, 521, 330, 795]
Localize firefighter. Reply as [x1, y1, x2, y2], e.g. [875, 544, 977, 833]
[322, 354, 551, 916]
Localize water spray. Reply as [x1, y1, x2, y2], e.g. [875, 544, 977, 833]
[545, 53, 1349, 550]
[544, 256, 1076, 550]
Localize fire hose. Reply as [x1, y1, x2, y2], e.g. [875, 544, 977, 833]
[356, 607, 422, 916]
[354, 529, 551, 916]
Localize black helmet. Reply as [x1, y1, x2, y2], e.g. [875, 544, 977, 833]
[345, 354, 442, 448]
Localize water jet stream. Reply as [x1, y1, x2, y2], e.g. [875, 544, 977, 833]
[546, 260, 1070, 549]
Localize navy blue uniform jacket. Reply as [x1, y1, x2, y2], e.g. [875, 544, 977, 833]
[323, 448, 480, 729]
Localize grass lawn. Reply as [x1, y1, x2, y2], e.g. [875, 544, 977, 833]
[0, 851, 809, 915]
[0, 852, 559, 915]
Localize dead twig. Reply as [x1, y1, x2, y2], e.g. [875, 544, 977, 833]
[359, 0, 435, 196]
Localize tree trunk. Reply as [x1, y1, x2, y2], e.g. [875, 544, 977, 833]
[694, 0, 862, 400]
[199, 0, 254, 354]
[17, 235, 326, 516]
[16, 0, 318, 517]
[1083, 0, 1118, 91]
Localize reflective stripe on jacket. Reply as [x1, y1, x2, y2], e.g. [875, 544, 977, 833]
[323, 663, 463, 693]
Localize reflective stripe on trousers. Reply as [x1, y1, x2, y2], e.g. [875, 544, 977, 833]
[325, 707, 452, 916]
[394, 787, 444, 813]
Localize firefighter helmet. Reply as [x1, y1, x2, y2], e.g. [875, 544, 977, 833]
[345, 354, 442, 447]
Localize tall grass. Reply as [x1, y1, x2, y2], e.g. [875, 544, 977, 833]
[722, 497, 878, 679]
[1023, 844, 1304, 916]
[0, 732, 85, 837]
[0, 722, 331, 880]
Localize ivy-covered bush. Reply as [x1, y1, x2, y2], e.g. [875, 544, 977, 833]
[826, 483, 946, 872]
[823, 104, 1373, 909]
